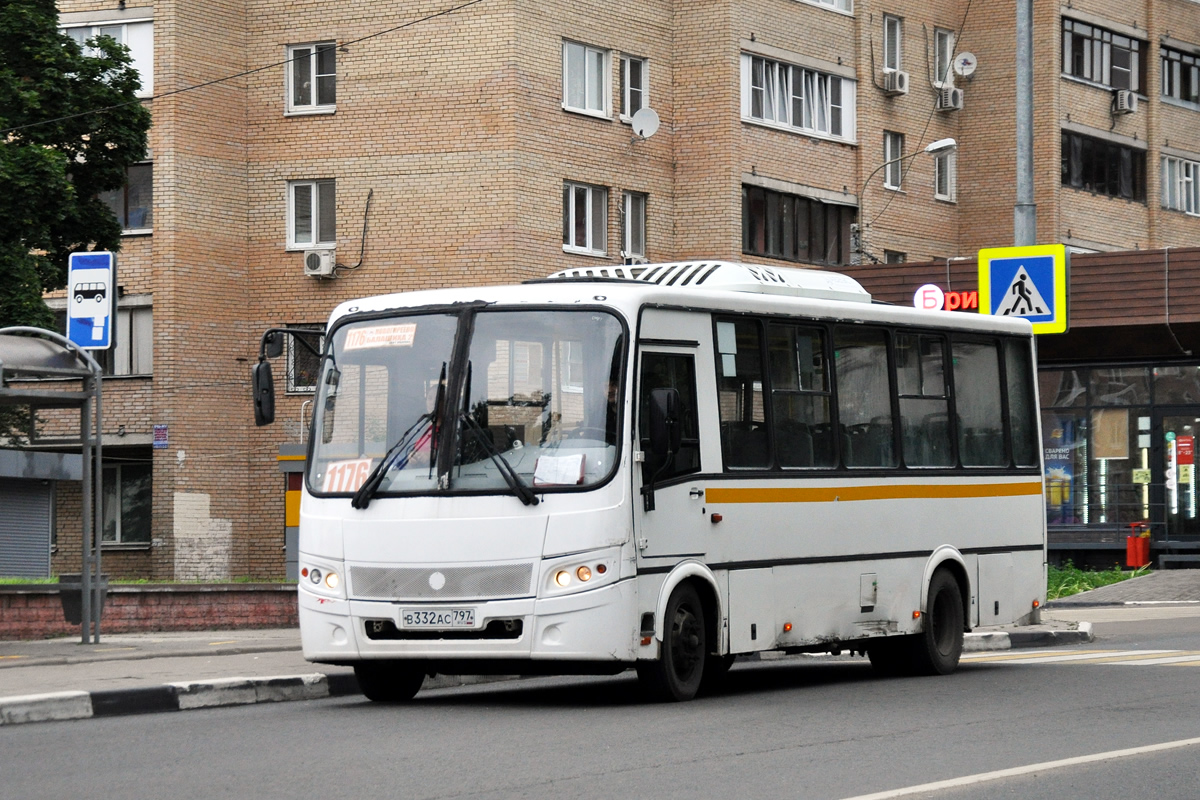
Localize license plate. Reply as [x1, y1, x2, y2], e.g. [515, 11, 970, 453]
[400, 608, 477, 628]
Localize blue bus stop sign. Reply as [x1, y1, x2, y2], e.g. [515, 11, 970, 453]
[978, 244, 1069, 334]
[66, 252, 117, 350]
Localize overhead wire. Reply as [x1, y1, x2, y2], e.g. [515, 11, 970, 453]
[1, 0, 488, 137]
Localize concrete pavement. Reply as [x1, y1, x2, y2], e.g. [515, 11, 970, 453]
[16, 571, 1200, 726]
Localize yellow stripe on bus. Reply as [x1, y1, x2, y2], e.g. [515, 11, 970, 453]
[705, 481, 1043, 505]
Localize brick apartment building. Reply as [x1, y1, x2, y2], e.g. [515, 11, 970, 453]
[3, 0, 1198, 579]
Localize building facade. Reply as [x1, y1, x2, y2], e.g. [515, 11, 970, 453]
[28, 0, 1200, 579]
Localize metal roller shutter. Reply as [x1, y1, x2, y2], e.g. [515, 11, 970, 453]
[0, 478, 53, 577]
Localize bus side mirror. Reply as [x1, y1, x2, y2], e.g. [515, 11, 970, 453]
[253, 360, 276, 426]
[263, 331, 284, 359]
[648, 388, 682, 457]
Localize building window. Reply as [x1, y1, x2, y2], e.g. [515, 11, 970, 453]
[102, 462, 152, 545]
[622, 191, 646, 259]
[63, 21, 153, 98]
[883, 15, 904, 72]
[742, 185, 856, 267]
[1061, 131, 1146, 201]
[934, 149, 956, 201]
[884, 250, 907, 263]
[287, 326, 325, 393]
[884, 131, 905, 190]
[934, 28, 955, 86]
[620, 55, 648, 120]
[741, 54, 855, 141]
[56, 304, 153, 376]
[1062, 19, 1145, 92]
[287, 42, 336, 114]
[563, 181, 607, 255]
[289, 180, 336, 248]
[802, 0, 852, 12]
[99, 162, 152, 231]
[563, 41, 609, 117]
[1163, 156, 1200, 215]
[1162, 47, 1200, 105]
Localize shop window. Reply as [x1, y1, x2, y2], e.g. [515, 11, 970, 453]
[1154, 365, 1200, 404]
[1089, 366, 1149, 406]
[102, 462, 152, 544]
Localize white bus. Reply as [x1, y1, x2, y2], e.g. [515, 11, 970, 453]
[253, 261, 1046, 702]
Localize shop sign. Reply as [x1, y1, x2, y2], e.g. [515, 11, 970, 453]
[913, 284, 979, 312]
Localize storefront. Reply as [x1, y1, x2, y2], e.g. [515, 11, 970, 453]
[842, 246, 1200, 568]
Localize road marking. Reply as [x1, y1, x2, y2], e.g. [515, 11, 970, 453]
[964, 649, 1174, 664]
[839, 736, 1200, 800]
[208, 641, 238, 646]
[0, 655, 27, 661]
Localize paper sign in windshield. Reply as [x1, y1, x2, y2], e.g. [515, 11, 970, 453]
[344, 324, 416, 351]
[533, 454, 585, 486]
[323, 458, 373, 493]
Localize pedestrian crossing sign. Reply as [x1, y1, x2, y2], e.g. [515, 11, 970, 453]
[978, 244, 1069, 334]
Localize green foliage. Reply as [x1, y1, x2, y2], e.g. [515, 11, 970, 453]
[0, 0, 151, 328]
[1047, 560, 1148, 600]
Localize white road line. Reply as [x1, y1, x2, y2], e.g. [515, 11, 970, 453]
[839, 737, 1200, 800]
[966, 649, 1174, 664]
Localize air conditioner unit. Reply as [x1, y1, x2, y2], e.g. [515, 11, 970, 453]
[303, 249, 336, 278]
[883, 70, 910, 96]
[1114, 89, 1138, 114]
[937, 87, 964, 111]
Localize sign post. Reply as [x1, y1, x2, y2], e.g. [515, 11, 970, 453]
[978, 244, 1069, 334]
[66, 252, 116, 644]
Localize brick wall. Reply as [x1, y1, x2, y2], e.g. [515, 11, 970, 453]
[0, 585, 297, 641]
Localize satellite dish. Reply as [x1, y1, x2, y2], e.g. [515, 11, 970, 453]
[631, 107, 660, 139]
[953, 52, 977, 78]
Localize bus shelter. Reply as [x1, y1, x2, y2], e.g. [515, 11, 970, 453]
[0, 327, 106, 643]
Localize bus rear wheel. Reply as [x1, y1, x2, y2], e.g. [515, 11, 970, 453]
[638, 584, 706, 702]
[909, 570, 964, 675]
[353, 661, 426, 702]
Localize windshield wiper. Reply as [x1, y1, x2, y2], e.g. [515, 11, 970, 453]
[351, 364, 447, 510]
[458, 412, 539, 507]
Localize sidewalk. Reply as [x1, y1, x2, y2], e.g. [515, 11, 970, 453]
[17, 572, 1198, 726]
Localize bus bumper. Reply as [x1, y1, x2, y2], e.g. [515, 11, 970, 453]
[299, 579, 638, 664]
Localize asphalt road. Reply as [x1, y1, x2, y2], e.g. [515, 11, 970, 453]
[4, 610, 1200, 800]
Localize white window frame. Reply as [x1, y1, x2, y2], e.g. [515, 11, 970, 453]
[884, 131, 905, 190]
[102, 462, 152, 545]
[288, 179, 336, 249]
[1062, 19, 1143, 92]
[562, 41, 611, 118]
[1162, 156, 1200, 215]
[620, 54, 649, 121]
[884, 15, 904, 73]
[62, 20, 154, 98]
[622, 190, 646, 259]
[1161, 46, 1200, 106]
[563, 181, 608, 256]
[286, 42, 337, 115]
[934, 149, 957, 201]
[934, 28, 955, 87]
[740, 54, 856, 143]
[799, 0, 853, 14]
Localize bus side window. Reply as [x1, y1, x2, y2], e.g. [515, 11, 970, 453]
[896, 333, 953, 467]
[1005, 339, 1039, 467]
[768, 323, 833, 468]
[833, 326, 897, 468]
[639, 353, 701, 483]
[716, 318, 770, 469]
[952, 338, 1006, 466]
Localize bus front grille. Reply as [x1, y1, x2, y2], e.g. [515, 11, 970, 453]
[349, 563, 534, 601]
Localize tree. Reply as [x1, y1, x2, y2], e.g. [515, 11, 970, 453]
[0, 0, 151, 330]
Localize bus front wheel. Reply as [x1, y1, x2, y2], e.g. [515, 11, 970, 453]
[638, 583, 706, 702]
[910, 570, 964, 675]
[354, 661, 426, 702]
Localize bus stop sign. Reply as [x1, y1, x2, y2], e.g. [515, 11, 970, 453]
[66, 252, 117, 350]
[978, 244, 1069, 334]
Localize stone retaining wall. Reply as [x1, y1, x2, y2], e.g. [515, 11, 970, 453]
[0, 585, 298, 641]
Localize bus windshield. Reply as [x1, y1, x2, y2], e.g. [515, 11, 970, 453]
[308, 308, 625, 499]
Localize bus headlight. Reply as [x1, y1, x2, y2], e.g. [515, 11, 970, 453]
[300, 559, 346, 600]
[543, 550, 619, 597]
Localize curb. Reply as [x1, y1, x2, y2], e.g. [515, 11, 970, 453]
[0, 624, 1096, 726]
[963, 621, 1094, 652]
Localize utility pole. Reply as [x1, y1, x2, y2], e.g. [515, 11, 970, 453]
[1014, 0, 1036, 246]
